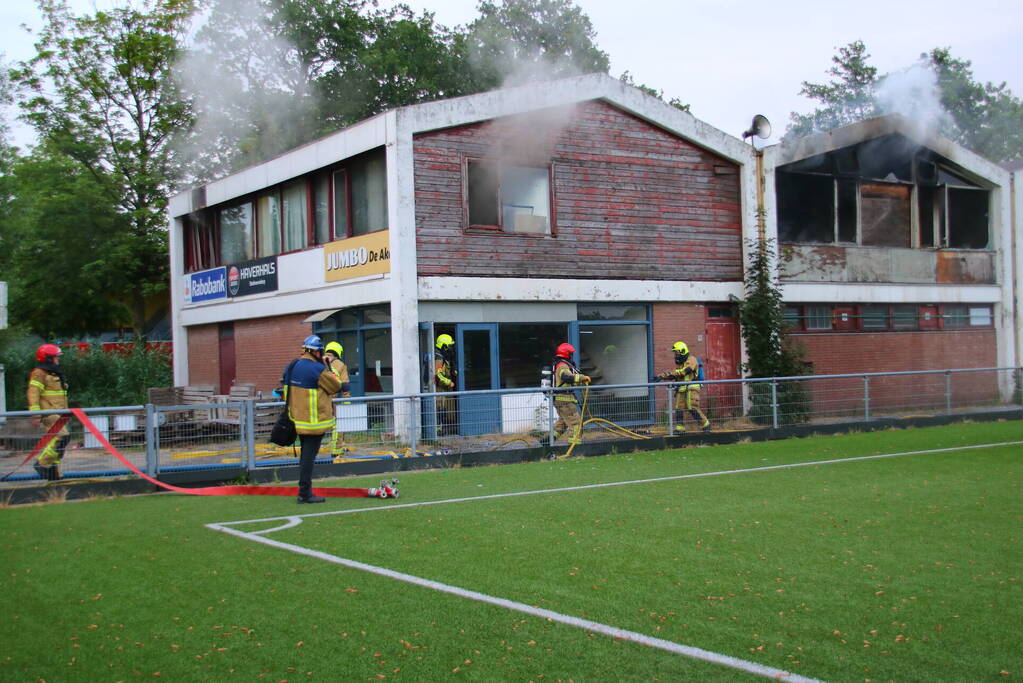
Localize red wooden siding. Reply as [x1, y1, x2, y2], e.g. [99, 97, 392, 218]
[413, 100, 743, 281]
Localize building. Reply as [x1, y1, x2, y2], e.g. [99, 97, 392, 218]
[167, 74, 1018, 429]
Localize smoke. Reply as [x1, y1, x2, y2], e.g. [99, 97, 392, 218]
[874, 63, 951, 132]
[173, 0, 319, 185]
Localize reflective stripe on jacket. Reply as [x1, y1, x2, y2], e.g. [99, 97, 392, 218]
[283, 354, 342, 435]
[27, 367, 69, 431]
[553, 359, 583, 403]
[663, 356, 701, 391]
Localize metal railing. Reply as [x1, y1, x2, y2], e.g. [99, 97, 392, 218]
[1, 366, 1019, 482]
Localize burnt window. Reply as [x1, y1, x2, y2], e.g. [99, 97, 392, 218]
[467, 159, 553, 235]
[776, 172, 834, 242]
[947, 188, 988, 249]
[860, 183, 911, 247]
[184, 212, 219, 272]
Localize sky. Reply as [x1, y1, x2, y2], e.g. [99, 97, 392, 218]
[2, 0, 1022, 150]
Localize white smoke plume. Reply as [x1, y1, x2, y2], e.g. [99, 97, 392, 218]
[874, 63, 951, 132]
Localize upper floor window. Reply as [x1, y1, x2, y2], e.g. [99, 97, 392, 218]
[334, 148, 388, 239]
[219, 202, 254, 264]
[466, 159, 552, 235]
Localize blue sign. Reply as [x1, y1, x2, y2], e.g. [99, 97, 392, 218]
[186, 267, 227, 303]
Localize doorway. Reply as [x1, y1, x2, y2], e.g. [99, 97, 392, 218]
[457, 324, 501, 436]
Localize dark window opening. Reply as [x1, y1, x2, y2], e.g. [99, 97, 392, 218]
[947, 188, 989, 249]
[860, 183, 910, 247]
[776, 172, 834, 242]
[466, 160, 552, 234]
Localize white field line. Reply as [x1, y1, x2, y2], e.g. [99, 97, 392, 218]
[208, 520, 822, 682]
[211, 440, 1023, 529]
[205, 439, 1020, 681]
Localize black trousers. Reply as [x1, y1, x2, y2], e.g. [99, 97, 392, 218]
[297, 433, 326, 496]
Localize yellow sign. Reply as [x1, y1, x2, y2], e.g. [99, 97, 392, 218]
[324, 231, 391, 282]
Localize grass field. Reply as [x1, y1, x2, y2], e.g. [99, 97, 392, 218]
[2, 421, 1021, 681]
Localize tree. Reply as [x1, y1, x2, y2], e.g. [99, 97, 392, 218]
[11, 0, 195, 337]
[464, 0, 610, 89]
[787, 40, 877, 139]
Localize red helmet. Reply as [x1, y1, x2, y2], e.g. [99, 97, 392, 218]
[36, 344, 63, 363]
[556, 343, 575, 358]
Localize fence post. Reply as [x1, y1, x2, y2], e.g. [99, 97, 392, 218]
[409, 396, 419, 457]
[244, 400, 256, 472]
[546, 387, 556, 445]
[771, 381, 779, 429]
[145, 403, 158, 477]
[945, 371, 953, 413]
[863, 375, 871, 421]
[667, 385, 675, 434]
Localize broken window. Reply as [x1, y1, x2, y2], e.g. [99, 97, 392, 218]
[776, 172, 834, 242]
[860, 183, 911, 247]
[467, 160, 552, 234]
[947, 188, 988, 248]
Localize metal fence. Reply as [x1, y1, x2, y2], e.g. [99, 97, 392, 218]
[1, 366, 1020, 482]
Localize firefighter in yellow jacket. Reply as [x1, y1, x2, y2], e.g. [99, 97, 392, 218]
[323, 341, 351, 457]
[27, 343, 70, 480]
[434, 334, 457, 435]
[549, 342, 590, 445]
[281, 335, 342, 503]
[654, 341, 711, 433]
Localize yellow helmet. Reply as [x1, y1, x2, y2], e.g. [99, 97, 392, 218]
[436, 333, 454, 350]
[670, 341, 689, 355]
[325, 341, 343, 358]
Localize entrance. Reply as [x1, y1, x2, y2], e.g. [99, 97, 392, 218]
[705, 313, 741, 417]
[457, 324, 501, 436]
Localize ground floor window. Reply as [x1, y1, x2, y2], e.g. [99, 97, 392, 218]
[313, 304, 391, 395]
[785, 303, 994, 332]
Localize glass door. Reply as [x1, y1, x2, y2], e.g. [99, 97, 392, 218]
[457, 324, 501, 436]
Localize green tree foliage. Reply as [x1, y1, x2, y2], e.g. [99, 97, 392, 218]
[10, 0, 195, 337]
[736, 239, 810, 425]
[464, 0, 609, 88]
[787, 40, 1023, 163]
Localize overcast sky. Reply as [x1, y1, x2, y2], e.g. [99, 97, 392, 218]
[3, 0, 1021, 149]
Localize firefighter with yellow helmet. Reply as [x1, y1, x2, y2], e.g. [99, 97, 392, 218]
[654, 341, 711, 433]
[323, 341, 351, 457]
[27, 343, 70, 480]
[434, 334, 457, 435]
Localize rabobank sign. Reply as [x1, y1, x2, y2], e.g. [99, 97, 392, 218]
[185, 267, 227, 304]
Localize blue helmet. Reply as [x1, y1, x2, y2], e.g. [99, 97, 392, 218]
[302, 334, 324, 351]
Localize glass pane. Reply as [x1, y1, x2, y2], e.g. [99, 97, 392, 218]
[861, 305, 888, 330]
[784, 305, 801, 330]
[501, 166, 549, 234]
[468, 162, 499, 226]
[363, 305, 391, 325]
[892, 305, 918, 330]
[314, 175, 330, 245]
[497, 323, 568, 388]
[580, 324, 650, 424]
[363, 328, 391, 394]
[462, 330, 493, 391]
[968, 306, 992, 326]
[332, 170, 348, 239]
[943, 304, 967, 329]
[351, 150, 387, 235]
[577, 304, 647, 321]
[282, 181, 307, 252]
[806, 305, 832, 330]
[257, 194, 280, 257]
[219, 203, 253, 264]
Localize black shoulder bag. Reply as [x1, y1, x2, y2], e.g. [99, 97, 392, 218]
[269, 360, 299, 446]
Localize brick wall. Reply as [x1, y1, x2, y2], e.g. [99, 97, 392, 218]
[651, 303, 707, 374]
[413, 100, 743, 281]
[186, 324, 219, 387]
[185, 314, 311, 393]
[234, 314, 312, 393]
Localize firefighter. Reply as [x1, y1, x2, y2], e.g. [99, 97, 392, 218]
[654, 341, 711, 433]
[281, 335, 342, 503]
[27, 343, 70, 480]
[547, 342, 590, 445]
[323, 341, 351, 457]
[434, 334, 457, 435]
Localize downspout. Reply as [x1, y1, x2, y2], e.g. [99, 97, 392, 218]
[1012, 171, 1020, 373]
[755, 147, 767, 244]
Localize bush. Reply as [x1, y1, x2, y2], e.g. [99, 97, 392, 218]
[1, 333, 171, 409]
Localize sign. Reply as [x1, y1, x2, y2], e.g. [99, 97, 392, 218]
[227, 256, 278, 297]
[184, 267, 227, 304]
[324, 231, 391, 282]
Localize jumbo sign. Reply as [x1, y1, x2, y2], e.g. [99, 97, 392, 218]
[324, 230, 391, 282]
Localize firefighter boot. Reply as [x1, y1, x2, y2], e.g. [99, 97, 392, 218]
[297, 486, 325, 504]
[33, 464, 48, 479]
[702, 420, 712, 433]
[46, 465, 61, 481]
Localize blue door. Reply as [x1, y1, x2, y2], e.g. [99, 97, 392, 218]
[457, 324, 501, 436]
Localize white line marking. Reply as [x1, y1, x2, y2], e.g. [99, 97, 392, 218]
[208, 520, 821, 682]
[211, 440, 1023, 528]
[206, 438, 1021, 682]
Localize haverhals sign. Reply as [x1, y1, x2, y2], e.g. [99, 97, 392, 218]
[227, 256, 278, 297]
[184, 267, 227, 304]
[324, 231, 390, 282]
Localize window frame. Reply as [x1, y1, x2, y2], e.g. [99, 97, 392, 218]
[463, 156, 556, 237]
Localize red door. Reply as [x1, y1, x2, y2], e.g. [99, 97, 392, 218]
[218, 323, 236, 394]
[705, 310, 741, 418]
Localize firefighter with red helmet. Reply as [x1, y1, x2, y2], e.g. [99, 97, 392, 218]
[548, 342, 590, 445]
[27, 344, 70, 480]
[654, 341, 711, 433]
